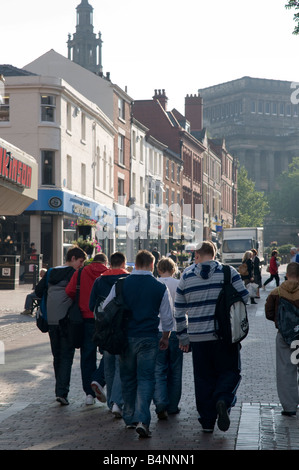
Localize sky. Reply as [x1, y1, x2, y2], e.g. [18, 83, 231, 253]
[1, 0, 298, 113]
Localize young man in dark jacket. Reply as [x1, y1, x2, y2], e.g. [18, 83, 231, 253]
[89, 252, 130, 417]
[66, 253, 108, 405]
[35, 246, 86, 405]
[265, 262, 299, 416]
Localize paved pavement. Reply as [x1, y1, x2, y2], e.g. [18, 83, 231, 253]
[0, 265, 299, 456]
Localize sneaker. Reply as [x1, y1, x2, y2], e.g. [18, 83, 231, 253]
[216, 400, 230, 432]
[86, 394, 95, 405]
[91, 381, 106, 403]
[125, 423, 137, 429]
[168, 407, 181, 415]
[157, 410, 168, 420]
[202, 428, 214, 433]
[112, 403, 122, 418]
[56, 397, 69, 406]
[21, 309, 32, 315]
[136, 422, 152, 438]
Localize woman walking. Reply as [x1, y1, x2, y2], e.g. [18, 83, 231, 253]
[263, 250, 280, 289]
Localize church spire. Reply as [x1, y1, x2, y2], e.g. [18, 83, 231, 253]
[67, 0, 103, 75]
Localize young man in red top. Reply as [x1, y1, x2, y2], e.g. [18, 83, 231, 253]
[66, 253, 108, 405]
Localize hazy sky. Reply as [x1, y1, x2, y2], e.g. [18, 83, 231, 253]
[1, 0, 298, 112]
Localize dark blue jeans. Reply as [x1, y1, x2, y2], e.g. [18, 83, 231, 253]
[191, 340, 241, 429]
[80, 319, 97, 396]
[48, 325, 75, 398]
[119, 336, 159, 426]
[153, 332, 183, 414]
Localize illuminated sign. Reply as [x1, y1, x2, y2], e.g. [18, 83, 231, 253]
[0, 146, 32, 188]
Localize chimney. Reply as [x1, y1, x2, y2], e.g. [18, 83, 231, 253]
[153, 89, 168, 110]
[185, 93, 203, 132]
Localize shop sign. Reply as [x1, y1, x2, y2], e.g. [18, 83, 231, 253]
[0, 146, 32, 188]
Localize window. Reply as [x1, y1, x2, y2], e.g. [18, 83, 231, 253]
[251, 101, 256, 113]
[118, 97, 125, 120]
[81, 113, 86, 141]
[67, 103, 72, 131]
[118, 177, 125, 201]
[272, 103, 277, 115]
[165, 159, 169, 179]
[0, 94, 9, 121]
[171, 162, 175, 181]
[177, 166, 180, 184]
[118, 135, 124, 165]
[279, 103, 285, 116]
[41, 150, 55, 185]
[258, 100, 263, 114]
[41, 95, 56, 122]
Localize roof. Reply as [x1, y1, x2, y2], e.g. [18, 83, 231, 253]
[0, 65, 38, 77]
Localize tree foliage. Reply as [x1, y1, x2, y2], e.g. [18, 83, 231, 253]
[236, 166, 270, 227]
[285, 1, 299, 34]
[268, 157, 299, 224]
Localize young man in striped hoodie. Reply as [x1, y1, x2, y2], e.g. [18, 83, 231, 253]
[174, 241, 249, 433]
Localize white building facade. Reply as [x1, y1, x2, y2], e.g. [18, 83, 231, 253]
[0, 71, 116, 266]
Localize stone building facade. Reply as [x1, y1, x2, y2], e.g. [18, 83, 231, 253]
[199, 76, 299, 193]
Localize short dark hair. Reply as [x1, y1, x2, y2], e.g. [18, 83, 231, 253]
[157, 257, 176, 274]
[110, 251, 126, 268]
[271, 250, 278, 256]
[195, 241, 216, 257]
[93, 253, 108, 264]
[135, 250, 155, 269]
[66, 246, 87, 261]
[251, 248, 257, 255]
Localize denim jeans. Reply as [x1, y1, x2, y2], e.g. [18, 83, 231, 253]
[48, 325, 75, 398]
[191, 340, 241, 429]
[119, 336, 159, 426]
[80, 319, 97, 396]
[104, 351, 123, 409]
[153, 332, 183, 414]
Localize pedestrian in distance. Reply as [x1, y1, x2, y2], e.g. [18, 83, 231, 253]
[65, 252, 108, 405]
[265, 262, 299, 416]
[174, 241, 249, 433]
[102, 250, 173, 438]
[154, 256, 183, 420]
[21, 268, 47, 315]
[89, 251, 130, 417]
[241, 250, 257, 304]
[151, 246, 161, 277]
[290, 247, 298, 263]
[35, 246, 86, 406]
[251, 248, 262, 299]
[263, 250, 280, 289]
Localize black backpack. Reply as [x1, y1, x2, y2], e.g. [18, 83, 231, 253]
[277, 288, 299, 345]
[93, 277, 131, 355]
[214, 265, 249, 344]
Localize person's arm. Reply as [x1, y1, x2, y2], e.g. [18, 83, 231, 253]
[174, 276, 190, 350]
[158, 287, 174, 350]
[265, 292, 278, 323]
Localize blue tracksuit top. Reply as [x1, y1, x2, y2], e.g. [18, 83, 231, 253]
[122, 273, 167, 337]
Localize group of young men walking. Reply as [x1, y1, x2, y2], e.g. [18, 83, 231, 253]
[35, 239, 299, 439]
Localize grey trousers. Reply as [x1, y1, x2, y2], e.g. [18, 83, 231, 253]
[276, 332, 299, 412]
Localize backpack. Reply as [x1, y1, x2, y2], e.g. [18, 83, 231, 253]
[36, 268, 52, 333]
[214, 265, 249, 344]
[92, 277, 130, 355]
[277, 288, 299, 345]
[59, 267, 84, 349]
[238, 263, 248, 277]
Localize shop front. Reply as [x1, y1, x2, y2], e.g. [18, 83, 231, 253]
[0, 138, 38, 288]
[25, 189, 115, 266]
